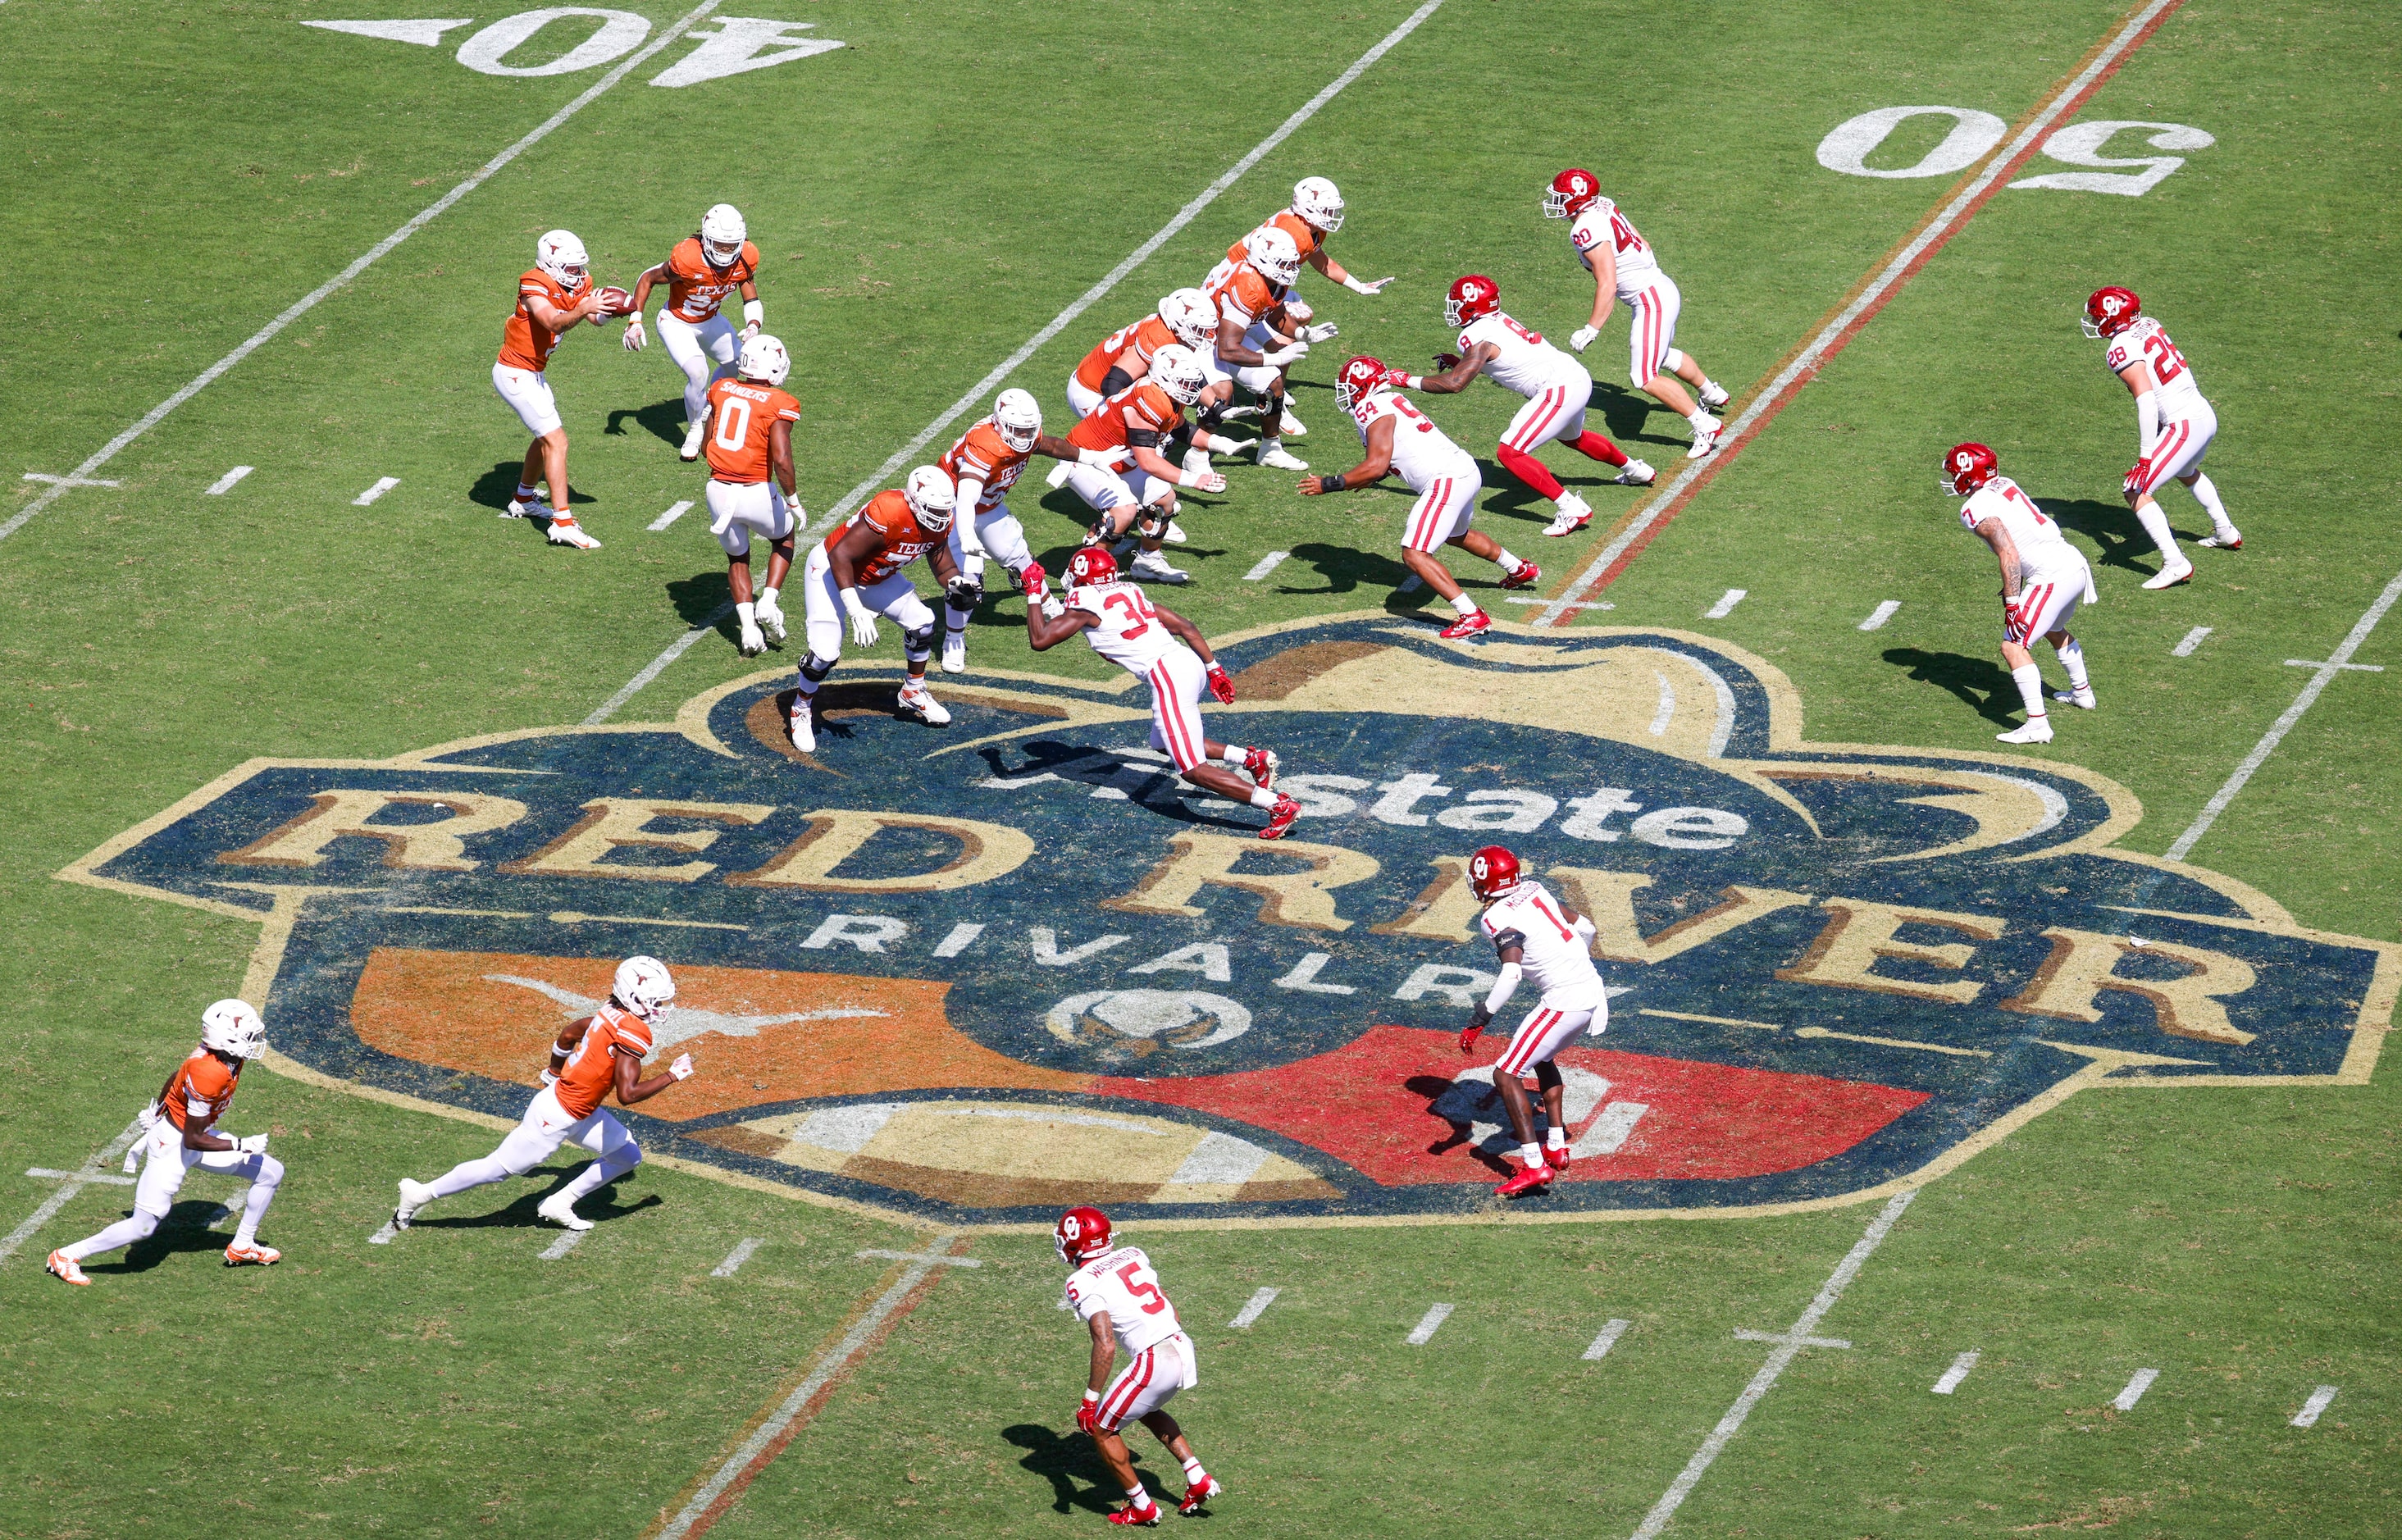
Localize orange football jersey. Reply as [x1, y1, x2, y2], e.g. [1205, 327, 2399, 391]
[939, 421, 1031, 515]
[1073, 315, 1177, 392]
[159, 1049, 241, 1133]
[827, 489, 944, 586]
[663, 236, 760, 324]
[499, 268, 582, 372]
[703, 377, 801, 485]
[1204, 258, 1282, 330]
[1067, 382, 1184, 457]
[554, 1003, 654, 1121]
[1224, 209, 1323, 267]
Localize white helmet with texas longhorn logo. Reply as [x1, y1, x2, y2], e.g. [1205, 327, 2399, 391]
[700, 203, 748, 269]
[1245, 226, 1303, 288]
[736, 332, 791, 387]
[1157, 288, 1218, 353]
[904, 465, 957, 532]
[992, 388, 1042, 453]
[1292, 175, 1345, 234]
[536, 230, 590, 293]
[1147, 344, 1208, 406]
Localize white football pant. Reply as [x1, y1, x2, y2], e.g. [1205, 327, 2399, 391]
[493, 363, 563, 437]
[658, 308, 741, 426]
[1094, 1332, 1199, 1433]
[800, 544, 937, 667]
[706, 478, 798, 558]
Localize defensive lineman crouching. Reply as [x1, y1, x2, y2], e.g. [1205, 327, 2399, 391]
[1062, 346, 1246, 586]
[48, 1000, 285, 1283]
[790, 467, 963, 752]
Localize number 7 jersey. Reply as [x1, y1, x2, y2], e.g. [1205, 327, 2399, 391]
[1064, 1246, 1184, 1355]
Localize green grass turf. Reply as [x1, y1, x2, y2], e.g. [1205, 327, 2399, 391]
[1, 0, 2395, 1533]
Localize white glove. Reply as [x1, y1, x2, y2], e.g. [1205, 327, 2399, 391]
[841, 588, 879, 649]
[135, 1101, 160, 1132]
[1262, 342, 1309, 367]
[1301, 321, 1340, 344]
[1181, 469, 1228, 494]
[622, 317, 646, 352]
[1570, 326, 1600, 353]
[670, 1053, 695, 1082]
[1344, 275, 1394, 295]
[122, 1140, 143, 1174]
[234, 1133, 269, 1155]
[1041, 595, 1067, 620]
[1077, 446, 1125, 467]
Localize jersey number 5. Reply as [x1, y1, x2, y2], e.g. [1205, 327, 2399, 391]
[1117, 1262, 1169, 1314]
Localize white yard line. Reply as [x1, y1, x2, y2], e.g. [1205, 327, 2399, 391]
[2111, 1368, 2158, 1411]
[583, 603, 735, 726]
[2290, 1385, 2338, 1428]
[1627, 1190, 1917, 1540]
[2163, 565, 2402, 862]
[1705, 588, 1746, 619]
[1583, 1319, 1633, 1362]
[711, 1237, 764, 1277]
[1229, 1286, 1281, 1328]
[204, 465, 255, 495]
[1244, 550, 1291, 581]
[2172, 624, 2212, 657]
[584, 0, 1450, 724]
[1857, 600, 1901, 632]
[649, 499, 695, 531]
[352, 476, 401, 507]
[1931, 1350, 1980, 1394]
[25, 1167, 134, 1187]
[539, 1228, 589, 1260]
[0, 1116, 148, 1263]
[0, 0, 728, 546]
[1405, 1302, 1453, 1345]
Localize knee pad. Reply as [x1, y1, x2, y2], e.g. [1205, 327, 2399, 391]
[799, 651, 836, 684]
[903, 622, 938, 661]
[1661, 348, 1686, 372]
[946, 574, 985, 614]
[1135, 503, 1174, 542]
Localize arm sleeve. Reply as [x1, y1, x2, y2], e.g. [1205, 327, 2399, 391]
[1483, 961, 1525, 1018]
[2135, 390, 2160, 456]
[1099, 365, 1136, 396]
[1125, 429, 1167, 449]
[1489, 927, 1527, 957]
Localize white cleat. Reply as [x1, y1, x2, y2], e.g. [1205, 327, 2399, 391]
[1278, 406, 1308, 438]
[737, 620, 766, 658]
[1542, 494, 1593, 538]
[1615, 458, 1657, 486]
[2199, 530, 2242, 550]
[680, 421, 707, 462]
[1164, 519, 1188, 544]
[1685, 416, 1724, 459]
[1130, 551, 1191, 585]
[941, 630, 968, 674]
[898, 681, 951, 725]
[393, 1177, 435, 1231]
[545, 515, 602, 549]
[755, 597, 787, 645]
[1046, 461, 1073, 490]
[2141, 558, 2195, 590]
[2051, 685, 2099, 709]
[537, 1193, 594, 1232]
[1997, 718, 2055, 745]
[1255, 444, 1310, 472]
[789, 702, 817, 754]
[1698, 381, 1731, 412]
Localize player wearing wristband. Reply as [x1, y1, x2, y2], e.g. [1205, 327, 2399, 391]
[1301, 357, 1540, 641]
[626, 204, 765, 462]
[392, 957, 693, 1234]
[1057, 1207, 1224, 1524]
[937, 390, 1085, 673]
[1454, 847, 1610, 1199]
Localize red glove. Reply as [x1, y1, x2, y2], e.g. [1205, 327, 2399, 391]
[1076, 1393, 1102, 1436]
[1432, 351, 1462, 373]
[2123, 458, 2151, 496]
[1457, 1022, 1484, 1055]
[1207, 664, 1236, 705]
[1019, 560, 1048, 599]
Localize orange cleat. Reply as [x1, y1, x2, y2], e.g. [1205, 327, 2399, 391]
[46, 1250, 90, 1287]
[223, 1242, 281, 1268]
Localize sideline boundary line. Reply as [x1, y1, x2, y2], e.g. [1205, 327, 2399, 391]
[0, 0, 729, 546]
[1534, 0, 2190, 623]
[583, 0, 1449, 725]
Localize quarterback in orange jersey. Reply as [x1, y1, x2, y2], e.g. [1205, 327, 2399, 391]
[1226, 177, 1391, 300]
[624, 203, 765, 462]
[48, 1001, 285, 1284]
[789, 467, 964, 753]
[937, 389, 1087, 674]
[703, 334, 804, 658]
[495, 230, 618, 549]
[394, 958, 690, 1233]
[1060, 347, 1247, 587]
[1197, 228, 1317, 470]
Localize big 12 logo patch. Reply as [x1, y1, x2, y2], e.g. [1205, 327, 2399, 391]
[64, 617, 2392, 1225]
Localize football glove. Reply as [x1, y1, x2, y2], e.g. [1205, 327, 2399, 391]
[1261, 342, 1309, 367]
[1570, 326, 1600, 353]
[841, 589, 880, 649]
[1076, 1391, 1103, 1436]
[1431, 352, 1462, 374]
[2123, 458, 2151, 496]
[669, 1054, 695, 1082]
[622, 317, 646, 352]
[1018, 560, 1049, 599]
[1344, 275, 1394, 295]
[946, 575, 985, 613]
[234, 1133, 269, 1155]
[1206, 664, 1236, 704]
[1301, 321, 1340, 344]
[1458, 1003, 1493, 1055]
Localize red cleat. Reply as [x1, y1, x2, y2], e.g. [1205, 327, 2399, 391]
[1258, 794, 1301, 841]
[1178, 1475, 1224, 1515]
[1242, 746, 1278, 789]
[1109, 1500, 1164, 1526]
[1438, 609, 1492, 640]
[1499, 560, 1543, 590]
[1544, 1145, 1571, 1170]
[1495, 1163, 1555, 1199]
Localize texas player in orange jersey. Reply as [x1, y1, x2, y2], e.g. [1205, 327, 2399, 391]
[1065, 289, 1219, 421]
[790, 467, 965, 754]
[625, 203, 765, 462]
[48, 1001, 285, 1285]
[1228, 178, 1392, 299]
[703, 334, 804, 658]
[395, 958, 690, 1234]
[1060, 347, 1247, 586]
[937, 389, 1087, 674]
[1197, 228, 1315, 471]
[495, 229, 616, 549]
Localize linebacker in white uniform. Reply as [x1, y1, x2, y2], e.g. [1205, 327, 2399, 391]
[1023, 546, 1299, 840]
[1055, 1207, 1225, 1524]
[1456, 845, 1611, 1199]
[1943, 443, 2099, 745]
[1543, 167, 1730, 459]
[1301, 357, 1540, 642]
[2085, 285, 2240, 590]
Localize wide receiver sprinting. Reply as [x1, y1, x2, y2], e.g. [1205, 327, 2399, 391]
[1301, 357, 1541, 641]
[2085, 285, 2240, 589]
[494, 229, 618, 549]
[394, 957, 691, 1233]
[701, 334, 803, 658]
[790, 467, 963, 751]
[1455, 847, 1611, 1199]
[1055, 1206, 1225, 1524]
[624, 204, 765, 462]
[1060, 346, 1245, 587]
[1199, 228, 1316, 469]
[937, 389, 1085, 673]
[1024, 547, 1299, 839]
[48, 1000, 285, 1283]
[1404, 274, 1654, 537]
[1543, 169, 1730, 459]
[1944, 443, 2098, 745]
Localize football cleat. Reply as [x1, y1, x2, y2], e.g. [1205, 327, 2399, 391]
[1698, 380, 1731, 412]
[898, 681, 952, 726]
[1544, 1145, 1572, 1170]
[1616, 458, 1657, 486]
[1496, 1163, 1555, 1199]
[394, 1177, 435, 1230]
[1500, 560, 1543, 590]
[503, 497, 550, 520]
[2141, 559, 2195, 590]
[1259, 795, 1301, 841]
[1438, 609, 1493, 640]
[1686, 416, 1724, 459]
[789, 701, 817, 754]
[545, 515, 601, 550]
[1996, 718, 2055, 745]
[755, 595, 787, 644]
[1129, 551, 1190, 585]
[1277, 406, 1308, 439]
[537, 1194, 593, 1232]
[46, 1250, 91, 1286]
[1243, 747, 1279, 788]
[1109, 1501, 1164, 1528]
[2051, 686, 2099, 709]
[1164, 519, 1188, 544]
[1540, 509, 1589, 538]
[1178, 1477, 1225, 1516]
[941, 630, 968, 674]
[1253, 444, 1310, 472]
[737, 620, 766, 658]
[2199, 531, 2242, 549]
[224, 1242, 281, 1268]
[680, 421, 707, 462]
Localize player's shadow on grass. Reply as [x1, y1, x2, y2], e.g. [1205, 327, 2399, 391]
[2038, 496, 2190, 578]
[1002, 1424, 1161, 1515]
[403, 1172, 660, 1232]
[467, 462, 595, 513]
[86, 1197, 247, 1274]
[1275, 542, 1513, 616]
[1884, 647, 2023, 727]
[1590, 380, 1684, 449]
[666, 572, 740, 638]
[607, 399, 686, 449]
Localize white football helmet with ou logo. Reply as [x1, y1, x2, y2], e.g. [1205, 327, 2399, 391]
[1245, 226, 1303, 287]
[536, 230, 590, 293]
[1292, 175, 1345, 233]
[992, 388, 1042, 452]
[904, 465, 957, 531]
[700, 203, 747, 268]
[612, 956, 676, 1021]
[1148, 344, 1208, 406]
[1157, 288, 1218, 353]
[736, 332, 790, 386]
[199, 999, 267, 1059]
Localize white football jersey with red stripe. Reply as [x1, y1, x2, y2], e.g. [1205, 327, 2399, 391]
[1349, 388, 1476, 494]
[2101, 317, 2206, 413]
[1069, 580, 1178, 675]
[1460, 312, 1583, 399]
[1959, 476, 2084, 580]
[1064, 1245, 1184, 1355]
[1569, 198, 1663, 299]
[1479, 880, 1608, 1007]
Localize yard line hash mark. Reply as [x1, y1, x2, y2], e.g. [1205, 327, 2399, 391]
[1538, 0, 2195, 623]
[1857, 600, 1901, 631]
[586, 0, 1451, 723]
[1932, 1351, 1980, 1394]
[2111, 1368, 2158, 1410]
[1406, 1303, 1454, 1345]
[2291, 1385, 2337, 1428]
[352, 476, 401, 507]
[1705, 588, 1747, 619]
[712, 1238, 763, 1277]
[25, 1167, 134, 1187]
[23, 472, 121, 488]
[1244, 551, 1291, 581]
[1, 1116, 149, 1264]
[205, 465, 255, 495]
[0, 0, 729, 546]
[1583, 1319, 1632, 1361]
[2172, 625, 2212, 656]
[1229, 1287, 1281, 1328]
[539, 1228, 588, 1260]
[649, 499, 695, 531]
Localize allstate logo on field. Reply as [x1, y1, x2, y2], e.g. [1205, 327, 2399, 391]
[64, 616, 2391, 1225]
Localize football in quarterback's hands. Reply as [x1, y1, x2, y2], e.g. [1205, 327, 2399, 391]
[592, 285, 636, 318]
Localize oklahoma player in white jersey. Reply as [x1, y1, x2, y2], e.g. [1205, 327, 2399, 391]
[2085, 285, 2240, 589]
[1944, 443, 2099, 745]
[1544, 168, 1730, 458]
[1301, 357, 1540, 641]
[1023, 547, 1299, 839]
[1056, 1206, 1224, 1524]
[1404, 274, 1655, 537]
[1454, 846, 1611, 1199]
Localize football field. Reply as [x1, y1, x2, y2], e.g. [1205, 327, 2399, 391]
[3, 0, 2397, 1535]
